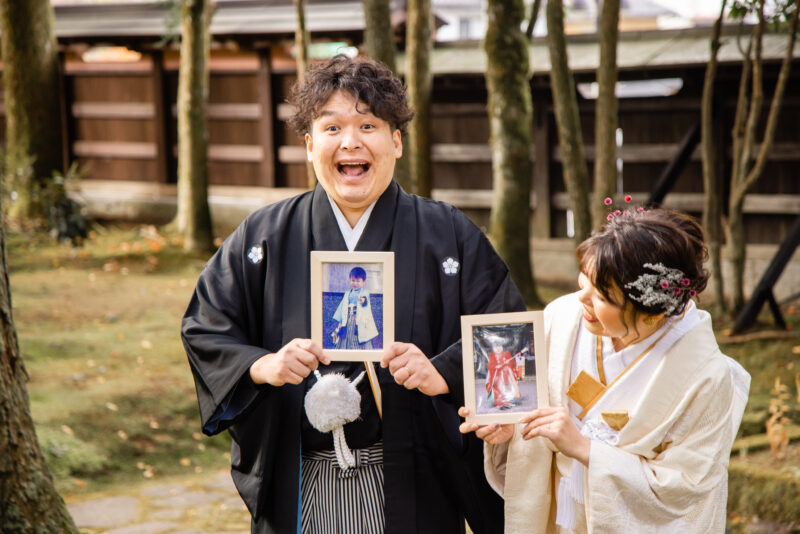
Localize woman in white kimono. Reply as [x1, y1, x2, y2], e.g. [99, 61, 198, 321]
[460, 207, 750, 533]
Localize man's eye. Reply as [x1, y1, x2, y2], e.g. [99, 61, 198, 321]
[325, 125, 339, 132]
[362, 124, 375, 130]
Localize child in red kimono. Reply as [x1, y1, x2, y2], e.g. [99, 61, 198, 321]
[485, 339, 521, 409]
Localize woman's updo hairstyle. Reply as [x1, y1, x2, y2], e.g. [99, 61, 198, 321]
[576, 209, 709, 317]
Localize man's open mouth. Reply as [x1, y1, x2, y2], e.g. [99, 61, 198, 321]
[338, 162, 370, 176]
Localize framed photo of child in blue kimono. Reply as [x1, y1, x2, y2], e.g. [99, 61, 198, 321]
[311, 251, 394, 362]
[461, 311, 548, 424]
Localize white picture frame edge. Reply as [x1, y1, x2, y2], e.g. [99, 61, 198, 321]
[460, 310, 548, 424]
[310, 250, 395, 362]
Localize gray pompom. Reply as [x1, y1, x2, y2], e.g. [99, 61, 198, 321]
[304, 372, 363, 433]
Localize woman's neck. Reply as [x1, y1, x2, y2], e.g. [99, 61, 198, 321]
[610, 317, 667, 352]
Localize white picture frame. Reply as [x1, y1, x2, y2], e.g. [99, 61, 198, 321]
[461, 311, 548, 424]
[310, 251, 394, 362]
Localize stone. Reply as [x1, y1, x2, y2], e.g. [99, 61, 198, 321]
[150, 491, 220, 508]
[204, 471, 237, 493]
[105, 521, 179, 534]
[149, 508, 184, 520]
[68, 496, 139, 528]
[140, 484, 188, 498]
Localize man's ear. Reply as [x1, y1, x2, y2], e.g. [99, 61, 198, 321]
[305, 133, 314, 162]
[393, 129, 402, 159]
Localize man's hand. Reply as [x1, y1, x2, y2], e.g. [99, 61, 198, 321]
[249, 338, 330, 386]
[457, 407, 514, 444]
[380, 342, 449, 396]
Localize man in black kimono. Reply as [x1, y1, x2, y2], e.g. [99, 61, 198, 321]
[181, 55, 526, 534]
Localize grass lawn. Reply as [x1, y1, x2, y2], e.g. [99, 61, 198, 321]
[7, 223, 800, 526]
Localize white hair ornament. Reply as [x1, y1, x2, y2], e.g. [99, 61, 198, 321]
[624, 263, 694, 315]
[304, 369, 365, 470]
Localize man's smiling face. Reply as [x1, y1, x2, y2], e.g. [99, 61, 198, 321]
[305, 91, 403, 224]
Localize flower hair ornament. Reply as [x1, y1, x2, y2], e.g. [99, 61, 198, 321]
[604, 195, 645, 221]
[624, 263, 696, 315]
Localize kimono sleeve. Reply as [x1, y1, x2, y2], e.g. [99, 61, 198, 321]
[585, 356, 745, 532]
[181, 220, 271, 435]
[430, 210, 526, 404]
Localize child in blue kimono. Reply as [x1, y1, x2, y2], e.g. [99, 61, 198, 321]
[331, 266, 379, 349]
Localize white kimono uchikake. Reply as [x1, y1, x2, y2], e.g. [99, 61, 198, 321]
[484, 293, 750, 534]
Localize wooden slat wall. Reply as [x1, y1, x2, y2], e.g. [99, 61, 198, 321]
[1, 48, 799, 244]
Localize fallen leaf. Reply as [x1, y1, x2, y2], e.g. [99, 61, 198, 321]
[141, 340, 152, 350]
[180, 458, 191, 467]
[192, 432, 203, 441]
[106, 402, 119, 412]
[118, 430, 129, 440]
[149, 420, 160, 429]
[74, 479, 84, 488]
[61, 425, 74, 436]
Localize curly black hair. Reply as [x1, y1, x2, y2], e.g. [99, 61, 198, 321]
[287, 55, 414, 137]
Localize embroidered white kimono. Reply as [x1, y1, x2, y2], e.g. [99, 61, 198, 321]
[485, 293, 750, 534]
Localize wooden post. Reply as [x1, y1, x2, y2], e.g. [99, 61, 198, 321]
[648, 120, 700, 206]
[532, 100, 551, 238]
[57, 50, 72, 174]
[257, 47, 276, 188]
[732, 213, 800, 333]
[152, 49, 174, 183]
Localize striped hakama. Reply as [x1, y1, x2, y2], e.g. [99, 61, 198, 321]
[300, 442, 385, 534]
[336, 304, 374, 350]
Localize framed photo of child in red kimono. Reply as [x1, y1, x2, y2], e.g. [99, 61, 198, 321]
[461, 311, 547, 424]
[310, 251, 394, 363]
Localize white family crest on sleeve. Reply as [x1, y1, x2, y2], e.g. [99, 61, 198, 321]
[247, 245, 264, 264]
[442, 257, 460, 276]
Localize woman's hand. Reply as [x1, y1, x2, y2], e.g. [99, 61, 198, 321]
[519, 407, 590, 466]
[457, 407, 514, 444]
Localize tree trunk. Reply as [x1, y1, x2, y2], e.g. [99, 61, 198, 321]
[175, 0, 214, 253]
[361, 0, 411, 191]
[700, 0, 728, 314]
[727, 0, 798, 312]
[293, 0, 317, 189]
[362, 0, 396, 70]
[0, 0, 64, 222]
[591, 0, 620, 230]
[484, 0, 543, 308]
[728, 194, 747, 310]
[405, 0, 433, 197]
[0, 203, 77, 531]
[546, 0, 591, 243]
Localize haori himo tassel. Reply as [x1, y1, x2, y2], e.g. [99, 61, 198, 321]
[304, 369, 365, 470]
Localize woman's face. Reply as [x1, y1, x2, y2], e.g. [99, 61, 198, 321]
[577, 271, 631, 340]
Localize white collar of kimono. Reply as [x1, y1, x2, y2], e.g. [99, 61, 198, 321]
[569, 299, 700, 419]
[327, 196, 378, 251]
